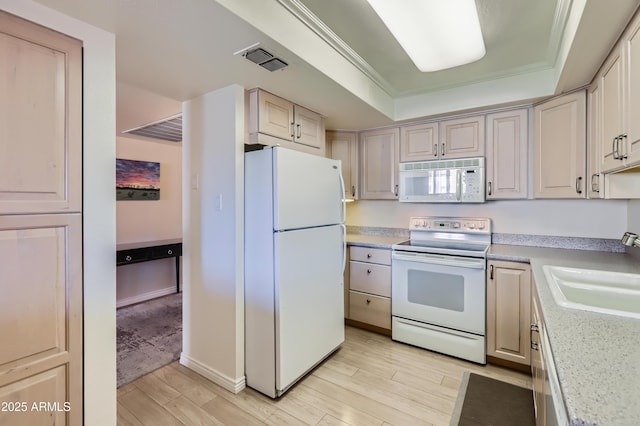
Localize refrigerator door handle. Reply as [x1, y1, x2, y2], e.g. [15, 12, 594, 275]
[340, 223, 347, 277]
[338, 169, 346, 224]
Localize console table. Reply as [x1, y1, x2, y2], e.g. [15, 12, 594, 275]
[116, 239, 182, 292]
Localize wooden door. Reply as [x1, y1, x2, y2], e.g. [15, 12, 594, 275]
[588, 82, 604, 198]
[486, 261, 531, 366]
[533, 91, 586, 198]
[0, 10, 83, 425]
[294, 105, 323, 150]
[328, 131, 358, 199]
[600, 48, 625, 172]
[359, 128, 399, 200]
[257, 90, 294, 141]
[439, 115, 485, 159]
[400, 122, 439, 162]
[624, 15, 640, 165]
[486, 109, 528, 199]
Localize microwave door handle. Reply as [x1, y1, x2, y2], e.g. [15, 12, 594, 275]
[456, 169, 462, 201]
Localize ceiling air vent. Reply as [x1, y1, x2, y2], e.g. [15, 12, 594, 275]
[238, 45, 288, 72]
[122, 113, 182, 142]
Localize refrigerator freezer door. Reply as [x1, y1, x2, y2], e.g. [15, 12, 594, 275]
[273, 147, 343, 231]
[274, 224, 344, 394]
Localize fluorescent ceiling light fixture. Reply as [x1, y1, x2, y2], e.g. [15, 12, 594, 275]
[367, 0, 486, 72]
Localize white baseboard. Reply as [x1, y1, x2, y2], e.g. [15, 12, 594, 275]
[116, 287, 177, 308]
[180, 353, 246, 394]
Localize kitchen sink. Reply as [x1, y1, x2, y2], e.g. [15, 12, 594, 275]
[542, 265, 640, 320]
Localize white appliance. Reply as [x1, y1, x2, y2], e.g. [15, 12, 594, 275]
[398, 157, 485, 203]
[391, 217, 491, 364]
[244, 146, 346, 398]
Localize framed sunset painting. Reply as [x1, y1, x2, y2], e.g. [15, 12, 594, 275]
[116, 159, 160, 200]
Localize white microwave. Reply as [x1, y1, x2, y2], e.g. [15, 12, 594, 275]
[398, 157, 485, 203]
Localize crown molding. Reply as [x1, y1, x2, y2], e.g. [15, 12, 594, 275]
[547, 0, 574, 64]
[275, 0, 396, 96]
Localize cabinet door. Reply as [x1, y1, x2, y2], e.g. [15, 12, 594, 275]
[531, 287, 546, 425]
[439, 115, 485, 159]
[257, 90, 294, 141]
[0, 11, 83, 425]
[588, 82, 604, 198]
[294, 104, 323, 150]
[0, 12, 82, 214]
[359, 128, 399, 200]
[624, 16, 640, 165]
[400, 122, 439, 162]
[600, 48, 625, 172]
[328, 131, 358, 199]
[533, 91, 586, 198]
[487, 260, 531, 366]
[486, 109, 528, 199]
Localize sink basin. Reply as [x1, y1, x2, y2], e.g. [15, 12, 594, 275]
[542, 265, 640, 319]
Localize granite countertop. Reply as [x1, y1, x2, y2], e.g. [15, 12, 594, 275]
[490, 244, 640, 426]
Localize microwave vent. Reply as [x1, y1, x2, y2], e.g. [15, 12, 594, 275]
[400, 157, 484, 171]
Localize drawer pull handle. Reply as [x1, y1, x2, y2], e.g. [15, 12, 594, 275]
[168, 249, 173, 255]
[366, 298, 371, 304]
[125, 255, 132, 262]
[367, 269, 372, 274]
[367, 253, 372, 258]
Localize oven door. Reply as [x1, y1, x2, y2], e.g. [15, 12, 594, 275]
[391, 250, 486, 335]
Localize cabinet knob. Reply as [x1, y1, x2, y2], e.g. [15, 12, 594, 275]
[367, 253, 372, 258]
[367, 269, 372, 274]
[125, 255, 132, 262]
[168, 249, 173, 255]
[366, 298, 371, 304]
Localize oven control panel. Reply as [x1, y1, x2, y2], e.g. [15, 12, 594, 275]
[409, 217, 491, 233]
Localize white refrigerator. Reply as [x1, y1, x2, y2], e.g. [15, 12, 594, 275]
[244, 146, 346, 398]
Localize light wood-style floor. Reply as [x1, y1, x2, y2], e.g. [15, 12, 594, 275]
[117, 326, 531, 426]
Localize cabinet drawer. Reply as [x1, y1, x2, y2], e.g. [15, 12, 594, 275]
[349, 261, 391, 297]
[151, 243, 182, 259]
[116, 248, 150, 265]
[349, 246, 391, 265]
[349, 291, 391, 329]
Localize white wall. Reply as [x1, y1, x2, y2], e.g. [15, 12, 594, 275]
[181, 85, 246, 392]
[0, 1, 117, 424]
[116, 136, 182, 306]
[347, 199, 628, 239]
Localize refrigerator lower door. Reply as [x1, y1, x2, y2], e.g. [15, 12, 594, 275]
[274, 224, 344, 395]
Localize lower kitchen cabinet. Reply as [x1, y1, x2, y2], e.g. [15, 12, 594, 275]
[347, 246, 391, 333]
[486, 260, 532, 367]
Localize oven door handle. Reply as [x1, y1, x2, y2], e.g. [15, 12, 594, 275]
[392, 251, 485, 269]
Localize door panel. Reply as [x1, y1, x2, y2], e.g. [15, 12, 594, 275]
[274, 225, 344, 392]
[273, 147, 343, 230]
[0, 11, 83, 425]
[0, 214, 82, 423]
[0, 11, 82, 214]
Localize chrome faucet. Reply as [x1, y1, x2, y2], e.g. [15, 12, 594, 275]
[621, 232, 640, 248]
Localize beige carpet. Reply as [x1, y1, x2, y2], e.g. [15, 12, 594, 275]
[450, 371, 535, 426]
[116, 293, 182, 388]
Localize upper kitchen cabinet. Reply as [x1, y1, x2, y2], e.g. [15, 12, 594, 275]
[533, 91, 586, 199]
[247, 89, 325, 155]
[588, 81, 604, 198]
[399, 115, 484, 162]
[327, 131, 358, 199]
[486, 109, 528, 199]
[596, 11, 640, 173]
[360, 128, 399, 200]
[439, 115, 485, 159]
[400, 122, 438, 161]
